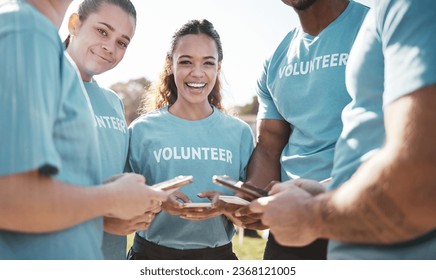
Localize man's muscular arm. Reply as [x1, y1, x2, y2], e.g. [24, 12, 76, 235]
[308, 85, 436, 244]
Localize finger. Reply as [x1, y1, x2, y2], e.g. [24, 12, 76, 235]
[103, 173, 123, 184]
[244, 220, 269, 230]
[145, 213, 154, 223]
[180, 215, 204, 221]
[197, 190, 217, 200]
[265, 180, 279, 193]
[167, 194, 185, 208]
[268, 181, 289, 195]
[150, 205, 162, 213]
[147, 188, 169, 202]
[234, 205, 252, 217]
[249, 196, 273, 213]
[174, 191, 191, 202]
[128, 173, 146, 184]
[138, 222, 151, 231]
[223, 203, 244, 213]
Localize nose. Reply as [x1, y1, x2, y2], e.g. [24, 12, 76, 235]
[190, 64, 204, 77]
[101, 42, 114, 54]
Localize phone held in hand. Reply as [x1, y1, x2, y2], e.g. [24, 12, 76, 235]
[212, 175, 268, 200]
[319, 177, 332, 186]
[150, 175, 193, 193]
[218, 195, 250, 206]
[182, 202, 212, 208]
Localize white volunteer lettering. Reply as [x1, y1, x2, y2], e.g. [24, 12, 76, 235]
[211, 148, 218, 160]
[94, 115, 127, 133]
[153, 149, 162, 163]
[162, 147, 172, 160]
[279, 53, 349, 78]
[152, 147, 233, 164]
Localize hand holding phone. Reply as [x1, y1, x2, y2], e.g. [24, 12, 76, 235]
[182, 202, 212, 208]
[212, 175, 268, 200]
[150, 175, 193, 193]
[218, 195, 250, 206]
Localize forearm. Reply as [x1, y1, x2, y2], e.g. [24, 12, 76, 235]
[0, 171, 113, 233]
[246, 145, 282, 189]
[312, 150, 435, 244]
[246, 119, 290, 189]
[310, 87, 436, 244]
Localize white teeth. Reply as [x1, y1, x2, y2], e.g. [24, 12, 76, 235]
[186, 82, 206, 88]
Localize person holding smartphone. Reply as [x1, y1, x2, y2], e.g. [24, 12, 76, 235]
[126, 19, 255, 260]
[233, 0, 369, 260]
[0, 0, 167, 260]
[63, 0, 163, 260]
[250, 0, 436, 259]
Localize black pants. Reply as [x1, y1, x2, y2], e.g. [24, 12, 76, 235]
[264, 234, 328, 260]
[127, 233, 238, 260]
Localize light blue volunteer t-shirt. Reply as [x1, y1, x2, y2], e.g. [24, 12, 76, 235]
[84, 81, 129, 259]
[128, 107, 254, 249]
[257, 0, 368, 182]
[0, 0, 103, 259]
[329, 0, 436, 259]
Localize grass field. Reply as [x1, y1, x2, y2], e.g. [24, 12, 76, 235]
[126, 230, 267, 260]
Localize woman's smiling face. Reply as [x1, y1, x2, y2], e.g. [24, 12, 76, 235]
[170, 33, 221, 107]
[68, 2, 135, 81]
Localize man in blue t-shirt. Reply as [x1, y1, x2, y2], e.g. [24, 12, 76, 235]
[0, 0, 167, 260]
[251, 0, 436, 259]
[235, 0, 368, 259]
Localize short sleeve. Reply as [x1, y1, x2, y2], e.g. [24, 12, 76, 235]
[256, 57, 285, 121]
[238, 123, 255, 181]
[0, 28, 61, 176]
[380, 0, 436, 105]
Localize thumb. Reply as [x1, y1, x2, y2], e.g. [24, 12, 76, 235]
[197, 190, 217, 200]
[147, 188, 168, 202]
[249, 196, 273, 213]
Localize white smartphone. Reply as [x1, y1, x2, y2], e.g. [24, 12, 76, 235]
[182, 202, 212, 208]
[319, 177, 332, 186]
[150, 175, 193, 193]
[218, 195, 250, 206]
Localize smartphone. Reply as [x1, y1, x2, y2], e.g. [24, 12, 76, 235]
[218, 195, 250, 206]
[150, 175, 193, 193]
[182, 202, 212, 208]
[319, 177, 332, 186]
[212, 175, 268, 200]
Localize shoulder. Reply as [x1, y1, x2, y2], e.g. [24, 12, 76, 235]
[129, 108, 166, 130]
[218, 111, 253, 132]
[0, 1, 60, 46]
[101, 86, 123, 103]
[265, 27, 301, 65]
[274, 28, 300, 52]
[347, 0, 370, 20]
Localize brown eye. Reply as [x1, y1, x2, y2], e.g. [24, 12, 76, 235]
[97, 28, 107, 36]
[118, 41, 128, 48]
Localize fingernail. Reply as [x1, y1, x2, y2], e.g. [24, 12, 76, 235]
[235, 212, 241, 217]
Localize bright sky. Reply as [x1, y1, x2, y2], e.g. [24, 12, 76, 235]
[60, 0, 374, 107]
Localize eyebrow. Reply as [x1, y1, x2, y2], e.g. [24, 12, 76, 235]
[178, 55, 217, 60]
[98, 22, 131, 42]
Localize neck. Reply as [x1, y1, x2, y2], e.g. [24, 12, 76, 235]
[296, 0, 349, 36]
[168, 101, 213, 121]
[27, 0, 72, 29]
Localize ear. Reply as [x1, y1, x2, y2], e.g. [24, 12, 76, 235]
[217, 61, 222, 72]
[68, 13, 80, 36]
